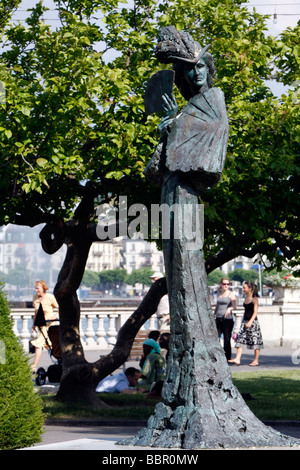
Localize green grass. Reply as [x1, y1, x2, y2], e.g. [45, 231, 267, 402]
[41, 393, 157, 421]
[41, 370, 300, 422]
[232, 370, 300, 421]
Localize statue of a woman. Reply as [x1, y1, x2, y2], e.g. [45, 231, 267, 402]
[144, 25, 229, 195]
[121, 27, 298, 449]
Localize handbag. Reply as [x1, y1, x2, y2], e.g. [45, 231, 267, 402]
[34, 303, 46, 327]
[232, 333, 238, 341]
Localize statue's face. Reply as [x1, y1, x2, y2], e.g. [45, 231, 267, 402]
[183, 58, 207, 92]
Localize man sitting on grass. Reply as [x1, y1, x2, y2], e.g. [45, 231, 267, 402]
[96, 367, 142, 394]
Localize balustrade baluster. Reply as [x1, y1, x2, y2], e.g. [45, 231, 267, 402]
[9, 304, 162, 352]
[20, 314, 32, 352]
[85, 313, 97, 348]
[79, 316, 86, 347]
[11, 313, 20, 337]
[107, 314, 118, 347]
[96, 314, 108, 349]
[149, 315, 156, 330]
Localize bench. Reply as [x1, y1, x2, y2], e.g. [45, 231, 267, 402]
[126, 331, 149, 362]
[126, 330, 169, 364]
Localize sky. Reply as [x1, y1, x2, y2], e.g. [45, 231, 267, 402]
[243, 1, 299, 35]
[9, 0, 300, 94]
[12, 0, 300, 33]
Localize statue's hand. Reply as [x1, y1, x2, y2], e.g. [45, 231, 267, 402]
[158, 93, 178, 136]
[162, 93, 178, 119]
[158, 116, 174, 136]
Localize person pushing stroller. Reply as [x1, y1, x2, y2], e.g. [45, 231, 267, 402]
[31, 280, 59, 374]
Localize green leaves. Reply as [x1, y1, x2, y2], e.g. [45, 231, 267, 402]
[0, 0, 299, 272]
[36, 158, 47, 167]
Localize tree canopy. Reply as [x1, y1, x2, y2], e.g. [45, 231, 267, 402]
[0, 0, 299, 411]
[125, 266, 154, 288]
[0, 0, 299, 273]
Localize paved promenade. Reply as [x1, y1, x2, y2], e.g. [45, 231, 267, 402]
[23, 346, 300, 451]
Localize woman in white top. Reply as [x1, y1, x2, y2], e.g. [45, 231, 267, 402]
[214, 277, 236, 360]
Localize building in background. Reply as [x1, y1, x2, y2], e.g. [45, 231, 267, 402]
[1, 224, 263, 299]
[0, 225, 66, 298]
[0, 225, 166, 296]
[86, 237, 123, 272]
[120, 237, 164, 274]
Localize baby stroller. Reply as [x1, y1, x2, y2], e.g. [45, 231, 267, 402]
[34, 304, 63, 386]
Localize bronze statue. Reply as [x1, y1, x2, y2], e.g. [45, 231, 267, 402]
[120, 26, 298, 449]
[145, 25, 229, 195]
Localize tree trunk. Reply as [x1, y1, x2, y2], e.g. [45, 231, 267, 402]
[53, 237, 167, 405]
[120, 174, 298, 449]
[39, 176, 168, 405]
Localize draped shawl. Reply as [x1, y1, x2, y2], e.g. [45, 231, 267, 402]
[144, 87, 229, 194]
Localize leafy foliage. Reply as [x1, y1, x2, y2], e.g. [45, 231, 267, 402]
[125, 266, 154, 287]
[0, 0, 299, 273]
[82, 268, 100, 287]
[228, 268, 259, 284]
[98, 267, 127, 285]
[263, 269, 300, 287]
[0, 284, 44, 449]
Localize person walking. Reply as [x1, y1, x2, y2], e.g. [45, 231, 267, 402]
[214, 277, 236, 360]
[31, 280, 59, 373]
[228, 281, 264, 366]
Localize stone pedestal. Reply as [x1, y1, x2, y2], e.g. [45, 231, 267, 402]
[273, 286, 300, 305]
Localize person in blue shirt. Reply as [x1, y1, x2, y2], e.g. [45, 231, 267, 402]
[96, 367, 141, 394]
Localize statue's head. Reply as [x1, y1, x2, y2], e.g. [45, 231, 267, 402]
[155, 26, 215, 100]
[173, 53, 215, 100]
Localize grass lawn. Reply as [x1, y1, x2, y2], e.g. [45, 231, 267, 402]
[232, 370, 300, 421]
[42, 392, 156, 421]
[41, 370, 300, 422]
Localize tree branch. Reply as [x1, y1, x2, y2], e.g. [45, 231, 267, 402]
[92, 277, 168, 384]
[205, 235, 271, 274]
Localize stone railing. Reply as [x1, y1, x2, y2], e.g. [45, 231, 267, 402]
[10, 300, 300, 352]
[11, 306, 158, 353]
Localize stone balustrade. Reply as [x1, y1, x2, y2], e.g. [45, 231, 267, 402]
[10, 300, 300, 353]
[10, 306, 157, 353]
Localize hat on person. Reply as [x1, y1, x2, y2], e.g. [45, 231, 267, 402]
[150, 272, 164, 279]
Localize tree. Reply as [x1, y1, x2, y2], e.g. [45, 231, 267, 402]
[98, 268, 127, 288]
[198, 11, 300, 274]
[207, 268, 223, 286]
[0, 0, 299, 411]
[0, 284, 44, 449]
[4, 265, 32, 288]
[228, 268, 258, 284]
[0, 0, 162, 403]
[82, 269, 100, 288]
[126, 267, 154, 289]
